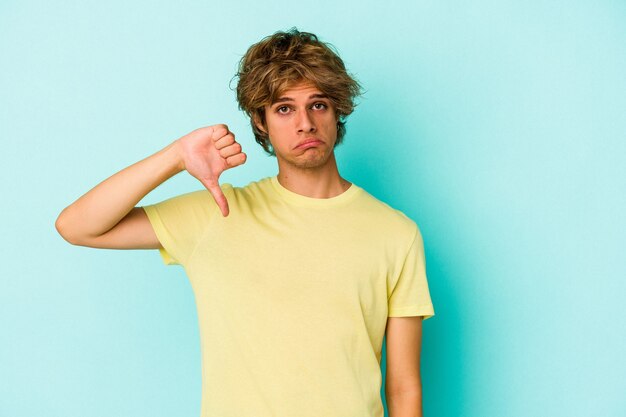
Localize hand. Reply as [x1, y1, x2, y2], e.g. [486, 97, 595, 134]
[176, 124, 247, 217]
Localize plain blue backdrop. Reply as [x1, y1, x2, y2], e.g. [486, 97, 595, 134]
[1, 1, 624, 416]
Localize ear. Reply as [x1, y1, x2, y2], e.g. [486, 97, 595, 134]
[253, 114, 267, 134]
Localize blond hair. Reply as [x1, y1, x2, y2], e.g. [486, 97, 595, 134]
[234, 28, 362, 155]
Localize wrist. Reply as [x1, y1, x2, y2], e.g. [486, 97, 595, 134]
[164, 140, 186, 174]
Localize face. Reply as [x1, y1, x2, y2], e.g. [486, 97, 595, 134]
[256, 81, 338, 171]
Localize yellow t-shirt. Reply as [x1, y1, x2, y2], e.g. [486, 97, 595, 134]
[142, 175, 434, 417]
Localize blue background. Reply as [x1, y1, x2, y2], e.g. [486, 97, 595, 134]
[1, 1, 624, 416]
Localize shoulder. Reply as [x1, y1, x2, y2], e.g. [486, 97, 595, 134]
[352, 185, 421, 253]
[361, 189, 418, 235]
[352, 189, 428, 265]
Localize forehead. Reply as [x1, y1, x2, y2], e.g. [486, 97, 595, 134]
[272, 81, 325, 102]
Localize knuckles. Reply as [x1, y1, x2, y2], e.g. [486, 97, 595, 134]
[194, 124, 240, 147]
[211, 123, 229, 139]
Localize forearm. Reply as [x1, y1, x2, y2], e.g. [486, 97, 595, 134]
[56, 140, 183, 241]
[386, 389, 423, 417]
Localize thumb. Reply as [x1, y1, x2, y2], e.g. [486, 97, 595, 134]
[204, 181, 230, 217]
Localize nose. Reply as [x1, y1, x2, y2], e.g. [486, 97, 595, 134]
[296, 109, 316, 133]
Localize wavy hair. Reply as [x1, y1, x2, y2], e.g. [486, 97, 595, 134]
[233, 28, 362, 155]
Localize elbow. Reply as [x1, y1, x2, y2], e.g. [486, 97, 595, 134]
[55, 210, 80, 245]
[385, 378, 422, 400]
[55, 209, 102, 247]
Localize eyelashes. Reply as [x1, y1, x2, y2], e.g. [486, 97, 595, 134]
[276, 102, 328, 114]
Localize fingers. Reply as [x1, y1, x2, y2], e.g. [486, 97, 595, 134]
[205, 182, 230, 217]
[211, 126, 245, 166]
[219, 142, 242, 158]
[214, 132, 235, 150]
[211, 124, 231, 146]
[209, 124, 229, 140]
[187, 124, 246, 217]
[226, 152, 247, 167]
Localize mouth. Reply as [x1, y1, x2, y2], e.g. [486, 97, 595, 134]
[295, 138, 324, 149]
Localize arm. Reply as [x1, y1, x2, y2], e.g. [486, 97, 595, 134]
[55, 124, 246, 248]
[385, 316, 424, 417]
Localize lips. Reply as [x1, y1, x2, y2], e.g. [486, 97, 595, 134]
[295, 138, 324, 149]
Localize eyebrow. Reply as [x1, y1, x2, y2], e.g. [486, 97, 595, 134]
[272, 93, 329, 104]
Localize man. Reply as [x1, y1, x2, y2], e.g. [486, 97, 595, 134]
[56, 28, 435, 417]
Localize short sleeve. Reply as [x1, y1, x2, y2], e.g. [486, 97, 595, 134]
[142, 186, 228, 266]
[387, 226, 435, 319]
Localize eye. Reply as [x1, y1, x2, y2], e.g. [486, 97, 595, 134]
[276, 105, 291, 114]
[312, 102, 327, 110]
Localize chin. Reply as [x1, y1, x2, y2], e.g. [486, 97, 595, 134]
[277, 151, 332, 170]
[296, 153, 334, 169]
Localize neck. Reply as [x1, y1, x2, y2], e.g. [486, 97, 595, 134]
[276, 153, 352, 198]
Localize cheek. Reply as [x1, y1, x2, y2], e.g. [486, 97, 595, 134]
[266, 119, 285, 136]
[323, 115, 338, 136]
[266, 119, 293, 144]
[264, 115, 278, 133]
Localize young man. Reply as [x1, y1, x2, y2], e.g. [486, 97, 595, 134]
[56, 28, 435, 417]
